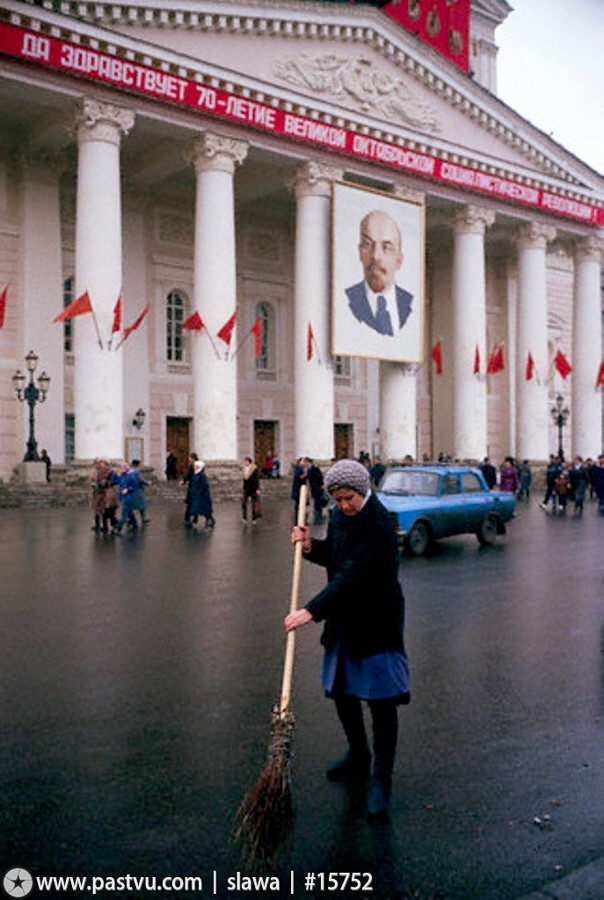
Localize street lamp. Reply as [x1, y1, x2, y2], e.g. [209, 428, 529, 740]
[12, 350, 51, 461]
[550, 393, 569, 461]
[132, 407, 146, 430]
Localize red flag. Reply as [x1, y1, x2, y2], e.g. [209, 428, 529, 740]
[53, 290, 92, 323]
[525, 352, 535, 381]
[0, 285, 7, 328]
[217, 311, 237, 346]
[111, 294, 122, 334]
[251, 316, 263, 357]
[554, 349, 572, 379]
[122, 303, 150, 341]
[430, 340, 443, 375]
[183, 311, 205, 331]
[307, 323, 315, 362]
[487, 345, 505, 375]
[596, 361, 604, 389]
[473, 345, 481, 375]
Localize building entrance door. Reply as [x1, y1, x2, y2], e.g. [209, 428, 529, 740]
[334, 424, 353, 459]
[254, 420, 276, 475]
[166, 417, 191, 478]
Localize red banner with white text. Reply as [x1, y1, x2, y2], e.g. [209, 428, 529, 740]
[0, 22, 600, 226]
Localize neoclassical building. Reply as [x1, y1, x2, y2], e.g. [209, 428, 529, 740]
[0, 0, 602, 481]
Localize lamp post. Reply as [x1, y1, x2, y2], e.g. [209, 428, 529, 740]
[550, 393, 569, 461]
[12, 350, 51, 461]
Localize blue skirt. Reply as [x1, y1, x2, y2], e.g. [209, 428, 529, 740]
[322, 640, 410, 703]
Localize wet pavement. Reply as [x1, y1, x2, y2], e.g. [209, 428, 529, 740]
[0, 495, 602, 899]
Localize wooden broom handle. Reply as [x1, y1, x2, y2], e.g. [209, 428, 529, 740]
[279, 483, 308, 716]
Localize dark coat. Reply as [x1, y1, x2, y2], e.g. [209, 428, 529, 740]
[345, 281, 412, 333]
[304, 493, 405, 658]
[188, 471, 213, 518]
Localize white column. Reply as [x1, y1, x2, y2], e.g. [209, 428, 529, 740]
[189, 132, 248, 462]
[451, 205, 494, 460]
[20, 156, 65, 463]
[291, 162, 342, 460]
[572, 236, 602, 458]
[380, 363, 419, 460]
[515, 222, 556, 462]
[74, 99, 134, 461]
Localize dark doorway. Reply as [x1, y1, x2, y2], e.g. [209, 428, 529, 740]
[334, 423, 353, 460]
[166, 417, 191, 478]
[254, 420, 277, 476]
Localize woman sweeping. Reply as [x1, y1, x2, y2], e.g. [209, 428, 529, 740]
[285, 459, 410, 820]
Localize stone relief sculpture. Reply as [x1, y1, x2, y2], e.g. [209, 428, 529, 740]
[274, 54, 440, 133]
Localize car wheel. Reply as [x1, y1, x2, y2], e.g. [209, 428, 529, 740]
[477, 515, 498, 546]
[407, 521, 430, 556]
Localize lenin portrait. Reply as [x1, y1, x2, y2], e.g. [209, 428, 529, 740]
[332, 182, 424, 363]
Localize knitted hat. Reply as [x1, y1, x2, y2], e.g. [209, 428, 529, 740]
[324, 459, 371, 496]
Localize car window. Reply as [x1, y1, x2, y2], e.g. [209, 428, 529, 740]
[380, 471, 439, 496]
[462, 473, 483, 493]
[441, 474, 460, 495]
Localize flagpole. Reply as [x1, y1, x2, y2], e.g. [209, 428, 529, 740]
[91, 308, 104, 350]
[230, 329, 252, 361]
[204, 328, 221, 360]
[113, 332, 126, 352]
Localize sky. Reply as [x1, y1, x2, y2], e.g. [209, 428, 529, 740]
[496, 0, 604, 174]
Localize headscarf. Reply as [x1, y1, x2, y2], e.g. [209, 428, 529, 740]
[324, 459, 371, 496]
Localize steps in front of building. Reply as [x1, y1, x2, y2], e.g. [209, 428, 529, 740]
[0, 473, 291, 509]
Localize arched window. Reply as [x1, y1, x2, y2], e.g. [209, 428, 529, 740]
[166, 289, 187, 361]
[255, 301, 275, 373]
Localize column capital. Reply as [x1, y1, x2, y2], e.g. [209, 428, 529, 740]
[574, 234, 602, 264]
[516, 221, 557, 249]
[399, 362, 421, 377]
[288, 161, 344, 199]
[75, 98, 135, 145]
[187, 131, 248, 174]
[393, 184, 425, 205]
[453, 204, 495, 235]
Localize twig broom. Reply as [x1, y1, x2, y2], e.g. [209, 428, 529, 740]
[234, 483, 308, 867]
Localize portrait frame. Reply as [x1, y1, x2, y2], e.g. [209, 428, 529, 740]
[331, 181, 425, 363]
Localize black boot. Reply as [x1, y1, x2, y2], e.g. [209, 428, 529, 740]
[327, 695, 371, 782]
[367, 700, 398, 820]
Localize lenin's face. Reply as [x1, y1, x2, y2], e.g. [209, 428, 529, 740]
[358, 211, 403, 294]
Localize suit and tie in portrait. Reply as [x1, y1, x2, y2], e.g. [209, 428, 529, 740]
[332, 184, 424, 364]
[346, 281, 413, 336]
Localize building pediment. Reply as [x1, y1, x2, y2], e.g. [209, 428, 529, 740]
[3, 0, 602, 224]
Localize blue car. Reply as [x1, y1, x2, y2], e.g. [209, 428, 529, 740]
[376, 465, 516, 556]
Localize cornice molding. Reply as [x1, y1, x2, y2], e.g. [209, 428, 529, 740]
[4, 1, 602, 215]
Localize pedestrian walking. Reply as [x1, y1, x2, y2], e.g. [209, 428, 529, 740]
[517, 460, 532, 501]
[130, 459, 150, 526]
[553, 467, 571, 515]
[479, 457, 497, 490]
[369, 455, 386, 488]
[540, 454, 562, 511]
[113, 462, 140, 533]
[181, 452, 199, 528]
[187, 460, 215, 529]
[165, 449, 178, 480]
[305, 457, 325, 525]
[569, 456, 588, 516]
[40, 449, 52, 483]
[242, 456, 261, 524]
[589, 454, 604, 514]
[499, 457, 519, 493]
[90, 458, 110, 533]
[284, 459, 410, 820]
[103, 473, 119, 532]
